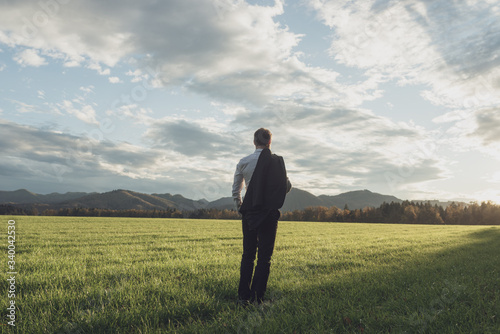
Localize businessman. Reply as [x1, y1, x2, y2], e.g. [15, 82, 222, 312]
[232, 128, 291, 305]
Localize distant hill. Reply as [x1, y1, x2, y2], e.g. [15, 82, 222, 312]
[3, 188, 457, 213]
[279, 188, 402, 211]
[0, 189, 39, 204]
[319, 189, 402, 210]
[39, 191, 96, 203]
[0, 189, 94, 204]
[206, 197, 234, 210]
[153, 193, 209, 211]
[281, 188, 325, 211]
[194, 188, 403, 212]
[56, 190, 178, 211]
[204, 188, 328, 212]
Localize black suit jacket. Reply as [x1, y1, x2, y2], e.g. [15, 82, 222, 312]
[239, 148, 289, 230]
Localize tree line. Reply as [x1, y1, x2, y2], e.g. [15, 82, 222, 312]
[0, 205, 239, 220]
[280, 200, 499, 225]
[0, 200, 498, 225]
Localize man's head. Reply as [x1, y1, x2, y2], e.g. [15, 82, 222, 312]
[254, 128, 272, 148]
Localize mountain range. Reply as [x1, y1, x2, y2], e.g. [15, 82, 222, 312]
[0, 188, 405, 212]
[0, 188, 459, 212]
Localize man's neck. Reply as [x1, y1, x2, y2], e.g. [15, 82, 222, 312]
[255, 146, 269, 150]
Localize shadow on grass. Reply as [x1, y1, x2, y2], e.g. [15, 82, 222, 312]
[266, 227, 500, 334]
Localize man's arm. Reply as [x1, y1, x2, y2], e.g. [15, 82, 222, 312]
[232, 162, 244, 210]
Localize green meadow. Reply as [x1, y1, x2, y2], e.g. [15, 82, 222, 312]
[1, 216, 499, 333]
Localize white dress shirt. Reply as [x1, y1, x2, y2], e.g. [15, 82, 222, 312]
[232, 149, 263, 205]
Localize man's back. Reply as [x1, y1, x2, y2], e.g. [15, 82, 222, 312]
[240, 148, 288, 213]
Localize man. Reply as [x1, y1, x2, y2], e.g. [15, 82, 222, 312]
[232, 128, 291, 305]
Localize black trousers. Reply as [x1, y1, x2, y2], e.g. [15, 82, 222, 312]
[238, 210, 279, 303]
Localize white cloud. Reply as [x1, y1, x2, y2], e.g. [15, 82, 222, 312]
[126, 69, 146, 83]
[0, 1, 289, 74]
[309, 0, 500, 159]
[58, 100, 99, 125]
[0, 0, 133, 67]
[108, 76, 122, 84]
[79, 85, 95, 94]
[489, 171, 500, 185]
[144, 117, 242, 159]
[8, 99, 37, 113]
[309, 0, 500, 110]
[13, 48, 48, 67]
[87, 63, 110, 75]
[63, 59, 81, 67]
[106, 104, 153, 125]
[0, 64, 5, 71]
[0, 0, 367, 107]
[432, 106, 500, 160]
[472, 108, 500, 145]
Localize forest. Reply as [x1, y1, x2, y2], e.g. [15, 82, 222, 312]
[1, 200, 499, 225]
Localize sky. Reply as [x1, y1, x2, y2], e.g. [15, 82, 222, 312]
[0, 0, 499, 203]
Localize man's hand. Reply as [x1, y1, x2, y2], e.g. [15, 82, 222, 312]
[234, 198, 242, 211]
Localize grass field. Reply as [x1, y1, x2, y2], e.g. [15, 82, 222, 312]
[1, 216, 499, 333]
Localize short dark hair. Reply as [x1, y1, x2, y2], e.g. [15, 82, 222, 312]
[254, 128, 272, 147]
